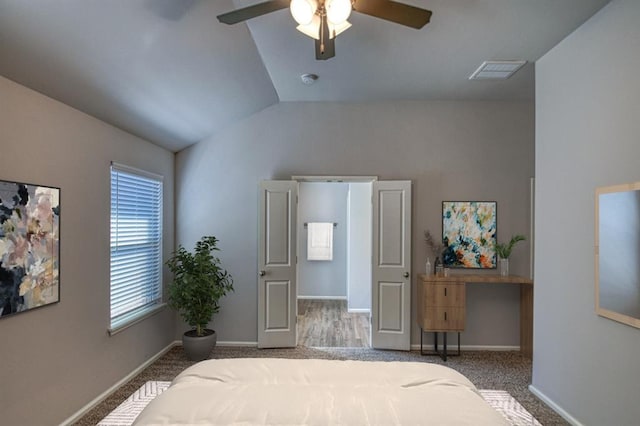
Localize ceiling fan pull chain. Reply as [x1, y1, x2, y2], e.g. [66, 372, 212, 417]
[320, 13, 326, 53]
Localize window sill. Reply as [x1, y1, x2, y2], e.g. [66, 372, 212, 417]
[108, 303, 167, 336]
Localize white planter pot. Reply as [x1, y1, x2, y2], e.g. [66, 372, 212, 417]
[498, 258, 509, 276]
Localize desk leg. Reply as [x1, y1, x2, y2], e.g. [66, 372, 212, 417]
[520, 284, 533, 358]
[420, 331, 460, 361]
[443, 333, 447, 361]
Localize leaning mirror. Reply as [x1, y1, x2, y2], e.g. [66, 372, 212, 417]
[595, 182, 640, 329]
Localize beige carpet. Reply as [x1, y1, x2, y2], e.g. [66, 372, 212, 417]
[98, 380, 542, 426]
[74, 346, 568, 425]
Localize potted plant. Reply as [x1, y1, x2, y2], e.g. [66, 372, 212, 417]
[166, 236, 234, 361]
[424, 230, 445, 275]
[494, 234, 526, 276]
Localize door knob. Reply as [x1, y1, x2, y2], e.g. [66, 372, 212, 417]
[403, 272, 410, 278]
[259, 270, 266, 276]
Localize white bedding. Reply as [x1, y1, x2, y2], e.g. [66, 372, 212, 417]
[133, 358, 509, 425]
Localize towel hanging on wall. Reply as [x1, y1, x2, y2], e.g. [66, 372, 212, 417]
[307, 222, 333, 261]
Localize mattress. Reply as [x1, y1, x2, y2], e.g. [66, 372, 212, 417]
[133, 358, 509, 425]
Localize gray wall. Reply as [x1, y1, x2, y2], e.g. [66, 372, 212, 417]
[347, 183, 372, 311]
[176, 100, 534, 346]
[298, 182, 348, 298]
[533, 1, 640, 424]
[0, 76, 176, 425]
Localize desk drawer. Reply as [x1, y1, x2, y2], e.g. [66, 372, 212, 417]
[424, 283, 465, 307]
[423, 307, 465, 331]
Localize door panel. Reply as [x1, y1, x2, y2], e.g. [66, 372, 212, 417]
[372, 181, 411, 350]
[265, 281, 291, 330]
[379, 190, 404, 266]
[378, 281, 403, 332]
[265, 191, 290, 265]
[258, 181, 297, 348]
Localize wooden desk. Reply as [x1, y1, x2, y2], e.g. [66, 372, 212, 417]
[417, 274, 534, 358]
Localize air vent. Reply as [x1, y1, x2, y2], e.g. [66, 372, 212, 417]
[469, 60, 527, 80]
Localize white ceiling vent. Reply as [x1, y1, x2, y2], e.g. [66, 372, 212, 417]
[469, 60, 527, 80]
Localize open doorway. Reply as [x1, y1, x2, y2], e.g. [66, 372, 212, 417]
[258, 178, 411, 350]
[296, 180, 372, 348]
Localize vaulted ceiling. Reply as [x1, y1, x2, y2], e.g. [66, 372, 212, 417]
[0, 0, 610, 152]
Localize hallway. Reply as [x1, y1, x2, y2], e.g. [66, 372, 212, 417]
[297, 299, 370, 347]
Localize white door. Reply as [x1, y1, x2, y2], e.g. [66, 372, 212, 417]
[257, 181, 297, 348]
[371, 181, 412, 350]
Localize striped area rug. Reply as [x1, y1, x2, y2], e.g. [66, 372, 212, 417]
[97, 381, 170, 426]
[99, 381, 541, 426]
[479, 389, 542, 426]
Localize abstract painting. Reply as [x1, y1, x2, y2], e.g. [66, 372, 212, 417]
[0, 179, 60, 318]
[442, 201, 496, 269]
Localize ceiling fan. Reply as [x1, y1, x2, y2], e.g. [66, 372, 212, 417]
[217, 0, 432, 60]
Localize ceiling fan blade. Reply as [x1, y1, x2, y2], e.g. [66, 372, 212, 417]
[217, 0, 290, 25]
[352, 0, 432, 29]
[315, 14, 335, 60]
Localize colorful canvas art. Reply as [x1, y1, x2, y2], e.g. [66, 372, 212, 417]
[442, 201, 496, 269]
[0, 180, 60, 318]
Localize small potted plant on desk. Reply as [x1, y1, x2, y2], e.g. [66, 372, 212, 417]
[424, 230, 445, 276]
[166, 236, 234, 361]
[495, 234, 526, 276]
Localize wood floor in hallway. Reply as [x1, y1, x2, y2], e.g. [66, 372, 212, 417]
[297, 299, 370, 347]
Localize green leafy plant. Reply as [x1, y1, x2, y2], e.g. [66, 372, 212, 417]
[166, 236, 234, 337]
[495, 234, 526, 259]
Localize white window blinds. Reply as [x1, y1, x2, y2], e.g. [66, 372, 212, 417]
[110, 163, 163, 330]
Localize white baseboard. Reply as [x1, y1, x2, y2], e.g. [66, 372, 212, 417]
[60, 340, 179, 426]
[460, 345, 520, 351]
[173, 340, 258, 348]
[297, 295, 347, 300]
[529, 385, 583, 426]
[217, 341, 258, 347]
[347, 308, 371, 313]
[410, 344, 520, 352]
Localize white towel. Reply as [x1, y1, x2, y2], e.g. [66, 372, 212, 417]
[307, 222, 333, 261]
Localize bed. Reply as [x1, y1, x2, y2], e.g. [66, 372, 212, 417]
[133, 358, 509, 425]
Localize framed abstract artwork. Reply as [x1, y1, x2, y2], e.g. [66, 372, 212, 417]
[442, 201, 497, 269]
[0, 179, 60, 318]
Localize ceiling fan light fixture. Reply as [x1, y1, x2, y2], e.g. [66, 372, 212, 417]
[296, 14, 321, 39]
[296, 15, 351, 40]
[330, 20, 351, 38]
[290, 0, 318, 25]
[325, 0, 352, 25]
[216, 0, 432, 60]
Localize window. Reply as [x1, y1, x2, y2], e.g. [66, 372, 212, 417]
[109, 163, 163, 333]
